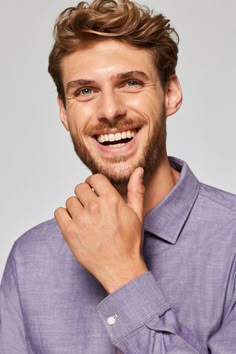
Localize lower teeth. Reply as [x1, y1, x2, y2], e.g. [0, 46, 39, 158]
[108, 143, 126, 148]
[101, 137, 133, 146]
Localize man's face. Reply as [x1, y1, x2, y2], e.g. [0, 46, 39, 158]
[59, 39, 180, 185]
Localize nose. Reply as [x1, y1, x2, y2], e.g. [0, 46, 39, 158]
[97, 89, 126, 122]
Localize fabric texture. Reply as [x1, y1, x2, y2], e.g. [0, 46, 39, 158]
[1, 157, 236, 353]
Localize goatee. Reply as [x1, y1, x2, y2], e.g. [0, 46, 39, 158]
[69, 105, 166, 193]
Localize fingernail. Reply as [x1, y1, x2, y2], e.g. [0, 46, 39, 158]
[139, 168, 144, 182]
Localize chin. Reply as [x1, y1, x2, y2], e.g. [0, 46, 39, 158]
[93, 163, 135, 185]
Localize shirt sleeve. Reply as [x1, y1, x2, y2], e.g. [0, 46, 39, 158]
[0, 250, 28, 353]
[207, 290, 236, 353]
[97, 272, 212, 353]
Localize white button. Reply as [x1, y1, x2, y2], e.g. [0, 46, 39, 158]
[107, 315, 118, 325]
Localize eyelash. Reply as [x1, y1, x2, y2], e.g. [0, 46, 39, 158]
[73, 79, 144, 98]
[74, 87, 94, 97]
[124, 79, 143, 87]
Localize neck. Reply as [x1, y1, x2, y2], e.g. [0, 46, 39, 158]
[143, 155, 180, 215]
[116, 155, 180, 213]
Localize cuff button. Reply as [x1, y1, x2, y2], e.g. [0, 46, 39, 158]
[107, 315, 118, 326]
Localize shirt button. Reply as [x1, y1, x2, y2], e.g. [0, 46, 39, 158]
[107, 315, 118, 325]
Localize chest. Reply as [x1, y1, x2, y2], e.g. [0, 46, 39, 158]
[20, 265, 116, 353]
[143, 233, 231, 344]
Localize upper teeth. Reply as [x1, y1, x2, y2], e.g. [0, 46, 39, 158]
[97, 130, 136, 143]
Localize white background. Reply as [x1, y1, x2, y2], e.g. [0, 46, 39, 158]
[1, 0, 236, 280]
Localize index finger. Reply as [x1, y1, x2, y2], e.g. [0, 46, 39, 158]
[85, 173, 120, 198]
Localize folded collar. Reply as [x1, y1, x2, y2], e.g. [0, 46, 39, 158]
[144, 157, 200, 244]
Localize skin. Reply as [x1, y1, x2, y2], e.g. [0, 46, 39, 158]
[55, 39, 182, 293]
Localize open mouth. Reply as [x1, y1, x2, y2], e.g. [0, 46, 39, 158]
[94, 129, 138, 147]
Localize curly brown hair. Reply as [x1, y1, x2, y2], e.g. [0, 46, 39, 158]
[48, 0, 179, 105]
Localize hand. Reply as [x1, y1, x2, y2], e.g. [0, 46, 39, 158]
[55, 167, 148, 293]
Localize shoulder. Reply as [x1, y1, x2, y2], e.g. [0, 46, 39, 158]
[10, 218, 66, 261]
[3, 220, 81, 298]
[198, 182, 236, 213]
[193, 183, 236, 245]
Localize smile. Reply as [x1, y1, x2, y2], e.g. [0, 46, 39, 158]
[95, 130, 137, 146]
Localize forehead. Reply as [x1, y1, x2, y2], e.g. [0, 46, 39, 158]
[60, 39, 158, 84]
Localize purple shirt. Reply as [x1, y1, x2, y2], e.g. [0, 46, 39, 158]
[1, 157, 236, 353]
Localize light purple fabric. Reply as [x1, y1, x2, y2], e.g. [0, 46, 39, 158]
[1, 157, 236, 353]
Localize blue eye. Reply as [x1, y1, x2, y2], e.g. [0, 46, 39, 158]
[127, 80, 140, 86]
[78, 88, 93, 96]
[118, 79, 144, 92]
[70, 86, 98, 101]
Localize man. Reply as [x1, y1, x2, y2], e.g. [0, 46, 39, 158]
[0, 0, 236, 353]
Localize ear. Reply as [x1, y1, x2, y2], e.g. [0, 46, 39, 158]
[164, 75, 183, 117]
[58, 96, 69, 131]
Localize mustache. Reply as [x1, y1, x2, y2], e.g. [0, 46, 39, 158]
[84, 117, 147, 135]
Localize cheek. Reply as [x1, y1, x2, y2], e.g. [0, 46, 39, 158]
[66, 102, 93, 133]
[126, 95, 148, 112]
[141, 99, 165, 136]
[128, 91, 164, 114]
[146, 92, 165, 122]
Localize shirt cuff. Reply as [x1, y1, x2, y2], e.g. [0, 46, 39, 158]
[96, 271, 171, 344]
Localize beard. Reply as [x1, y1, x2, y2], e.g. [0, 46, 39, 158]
[69, 105, 166, 191]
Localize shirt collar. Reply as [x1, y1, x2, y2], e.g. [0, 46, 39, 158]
[144, 156, 200, 244]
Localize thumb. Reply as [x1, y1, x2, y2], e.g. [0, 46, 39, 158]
[127, 167, 145, 221]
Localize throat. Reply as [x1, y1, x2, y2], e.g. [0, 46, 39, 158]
[111, 180, 128, 199]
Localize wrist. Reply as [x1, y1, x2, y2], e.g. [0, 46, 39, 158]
[101, 262, 149, 294]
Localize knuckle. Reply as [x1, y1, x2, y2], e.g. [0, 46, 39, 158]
[87, 173, 105, 184]
[87, 174, 97, 185]
[65, 196, 76, 209]
[64, 223, 75, 241]
[54, 207, 63, 219]
[137, 187, 145, 196]
[87, 200, 99, 213]
[74, 182, 85, 195]
[107, 193, 118, 205]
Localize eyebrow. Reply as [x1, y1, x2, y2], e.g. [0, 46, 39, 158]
[66, 79, 96, 94]
[117, 71, 149, 80]
[66, 71, 149, 93]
